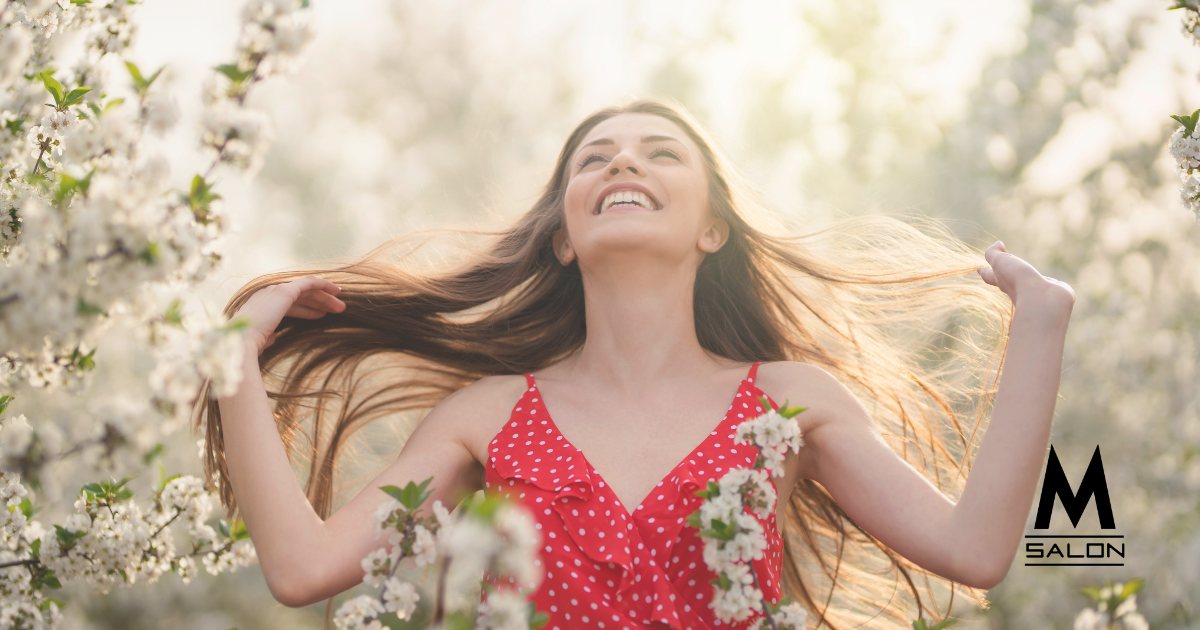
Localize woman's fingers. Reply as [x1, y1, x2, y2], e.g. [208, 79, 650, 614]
[295, 289, 345, 313]
[287, 303, 328, 319]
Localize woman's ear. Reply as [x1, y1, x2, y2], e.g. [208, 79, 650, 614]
[698, 217, 730, 254]
[552, 228, 577, 265]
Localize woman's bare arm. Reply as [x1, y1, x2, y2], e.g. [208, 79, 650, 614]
[764, 242, 1075, 590]
[217, 340, 516, 606]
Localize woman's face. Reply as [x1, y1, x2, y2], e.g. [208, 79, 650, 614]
[556, 113, 726, 269]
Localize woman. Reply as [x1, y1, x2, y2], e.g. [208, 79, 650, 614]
[204, 97, 1074, 629]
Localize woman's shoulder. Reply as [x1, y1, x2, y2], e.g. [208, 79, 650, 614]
[753, 360, 865, 430]
[426, 373, 532, 462]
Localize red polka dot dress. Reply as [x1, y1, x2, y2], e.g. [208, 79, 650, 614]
[483, 362, 784, 630]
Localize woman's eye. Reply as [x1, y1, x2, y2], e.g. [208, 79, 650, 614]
[651, 149, 680, 160]
[579, 154, 606, 168]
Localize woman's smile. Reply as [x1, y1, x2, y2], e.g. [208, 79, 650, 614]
[594, 182, 662, 214]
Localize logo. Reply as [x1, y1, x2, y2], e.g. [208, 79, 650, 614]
[1024, 445, 1125, 567]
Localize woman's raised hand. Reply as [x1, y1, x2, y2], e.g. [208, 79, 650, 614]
[233, 275, 346, 356]
[976, 241, 1075, 310]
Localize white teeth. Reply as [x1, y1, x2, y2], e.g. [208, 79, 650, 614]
[600, 190, 655, 213]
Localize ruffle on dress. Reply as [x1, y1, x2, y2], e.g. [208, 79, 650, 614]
[485, 365, 785, 630]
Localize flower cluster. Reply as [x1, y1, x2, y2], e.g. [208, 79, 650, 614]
[0, 0, 314, 623]
[1172, 0, 1200, 45]
[1072, 580, 1149, 630]
[335, 478, 545, 630]
[0, 471, 60, 629]
[0, 471, 255, 628]
[734, 399, 806, 478]
[236, 0, 316, 80]
[687, 398, 811, 629]
[199, 0, 313, 178]
[1167, 109, 1200, 221]
[37, 475, 256, 591]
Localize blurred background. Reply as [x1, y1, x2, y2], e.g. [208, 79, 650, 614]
[46, 0, 1200, 627]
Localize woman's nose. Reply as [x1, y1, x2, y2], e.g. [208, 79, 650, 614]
[606, 151, 643, 177]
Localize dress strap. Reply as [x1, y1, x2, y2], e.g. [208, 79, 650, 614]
[747, 361, 762, 383]
[524, 372, 537, 388]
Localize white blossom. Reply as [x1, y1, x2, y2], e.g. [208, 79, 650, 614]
[381, 577, 419, 619]
[709, 561, 762, 622]
[141, 92, 180, 135]
[735, 407, 804, 478]
[236, 0, 316, 78]
[333, 594, 386, 630]
[360, 545, 400, 588]
[0, 413, 34, 458]
[693, 407, 808, 623]
[477, 590, 531, 630]
[748, 602, 810, 630]
[491, 503, 542, 589]
[200, 102, 275, 177]
[0, 24, 34, 89]
[411, 523, 437, 567]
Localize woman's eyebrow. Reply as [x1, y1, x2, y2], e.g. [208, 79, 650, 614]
[576, 135, 688, 152]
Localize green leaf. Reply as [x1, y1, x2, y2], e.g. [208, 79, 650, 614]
[779, 405, 808, 419]
[38, 72, 64, 107]
[699, 518, 738, 541]
[0, 394, 14, 416]
[530, 611, 550, 629]
[215, 64, 254, 84]
[126, 61, 165, 97]
[414, 477, 435, 508]
[18, 498, 33, 519]
[387, 477, 436, 511]
[230, 517, 250, 541]
[54, 525, 86, 546]
[223, 316, 251, 333]
[76, 298, 104, 317]
[141, 443, 165, 466]
[1119, 579, 1145, 599]
[3, 116, 25, 135]
[30, 538, 41, 557]
[379, 485, 407, 505]
[443, 612, 474, 630]
[158, 473, 181, 494]
[186, 174, 223, 224]
[54, 170, 94, 205]
[68, 345, 97, 371]
[41, 573, 61, 590]
[1172, 108, 1200, 137]
[164, 298, 185, 327]
[104, 97, 125, 112]
[400, 481, 420, 510]
[63, 87, 91, 107]
[710, 574, 733, 590]
[125, 61, 145, 87]
[139, 242, 160, 265]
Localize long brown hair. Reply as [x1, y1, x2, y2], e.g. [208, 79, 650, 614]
[196, 96, 1009, 628]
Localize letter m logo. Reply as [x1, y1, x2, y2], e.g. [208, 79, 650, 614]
[1034, 445, 1115, 529]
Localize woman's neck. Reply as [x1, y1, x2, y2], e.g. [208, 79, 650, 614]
[558, 258, 723, 394]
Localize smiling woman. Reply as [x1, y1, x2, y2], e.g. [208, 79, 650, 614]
[199, 97, 1072, 629]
